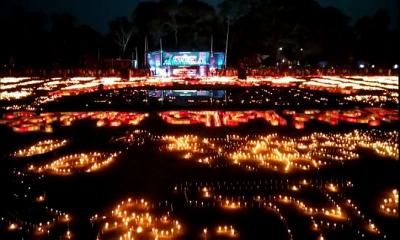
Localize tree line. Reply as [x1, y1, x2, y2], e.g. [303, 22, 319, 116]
[0, 0, 398, 69]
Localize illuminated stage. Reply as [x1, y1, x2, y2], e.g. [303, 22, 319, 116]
[147, 51, 225, 77]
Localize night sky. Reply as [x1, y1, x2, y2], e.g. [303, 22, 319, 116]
[14, 0, 400, 32]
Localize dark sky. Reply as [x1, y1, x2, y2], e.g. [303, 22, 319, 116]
[16, 0, 399, 32]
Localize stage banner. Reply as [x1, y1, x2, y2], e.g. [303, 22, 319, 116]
[162, 52, 210, 66]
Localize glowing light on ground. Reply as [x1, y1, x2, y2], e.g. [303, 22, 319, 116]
[215, 225, 238, 238]
[28, 152, 119, 175]
[379, 189, 398, 217]
[173, 177, 387, 239]
[8, 223, 19, 231]
[1, 76, 397, 108]
[157, 130, 399, 172]
[161, 135, 221, 164]
[0, 112, 148, 133]
[0, 90, 32, 100]
[12, 139, 68, 158]
[91, 198, 183, 240]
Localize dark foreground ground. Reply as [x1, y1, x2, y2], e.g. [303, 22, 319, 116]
[0, 112, 398, 240]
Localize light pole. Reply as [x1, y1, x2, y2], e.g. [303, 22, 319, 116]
[298, 48, 303, 66]
[277, 47, 283, 68]
[224, 18, 230, 69]
[160, 38, 163, 67]
[144, 35, 148, 68]
[211, 34, 214, 55]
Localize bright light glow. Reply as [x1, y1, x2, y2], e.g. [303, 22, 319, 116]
[12, 139, 68, 158]
[91, 198, 183, 240]
[0, 90, 32, 100]
[28, 152, 119, 175]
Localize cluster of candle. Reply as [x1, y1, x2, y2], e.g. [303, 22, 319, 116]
[0, 75, 397, 110]
[220, 199, 245, 210]
[0, 77, 31, 84]
[2, 75, 392, 99]
[1, 108, 398, 133]
[357, 132, 398, 159]
[344, 93, 399, 105]
[367, 221, 380, 234]
[3, 165, 74, 239]
[35, 194, 46, 203]
[229, 135, 317, 172]
[159, 130, 398, 173]
[8, 223, 19, 231]
[344, 198, 386, 238]
[91, 198, 182, 240]
[28, 152, 119, 175]
[58, 112, 148, 127]
[0, 90, 33, 100]
[284, 108, 398, 128]
[0, 77, 97, 102]
[161, 135, 222, 164]
[0, 78, 43, 101]
[48, 75, 397, 98]
[160, 110, 287, 127]
[6, 211, 72, 238]
[94, 112, 149, 127]
[34, 221, 54, 236]
[201, 187, 211, 198]
[275, 195, 346, 220]
[112, 130, 153, 147]
[228, 130, 398, 172]
[326, 183, 339, 193]
[12, 139, 68, 158]
[64, 230, 73, 239]
[349, 76, 398, 90]
[172, 176, 393, 239]
[213, 225, 238, 238]
[173, 179, 367, 239]
[300, 76, 398, 92]
[160, 108, 398, 128]
[33, 213, 72, 238]
[379, 189, 398, 217]
[0, 111, 148, 133]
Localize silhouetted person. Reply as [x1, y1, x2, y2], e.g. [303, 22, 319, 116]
[98, 84, 104, 92]
[238, 62, 247, 80]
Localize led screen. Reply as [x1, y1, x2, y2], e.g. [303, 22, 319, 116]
[162, 52, 209, 66]
[149, 90, 226, 98]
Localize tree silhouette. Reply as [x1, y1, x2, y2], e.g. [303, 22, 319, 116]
[110, 17, 136, 58]
[0, 0, 398, 69]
